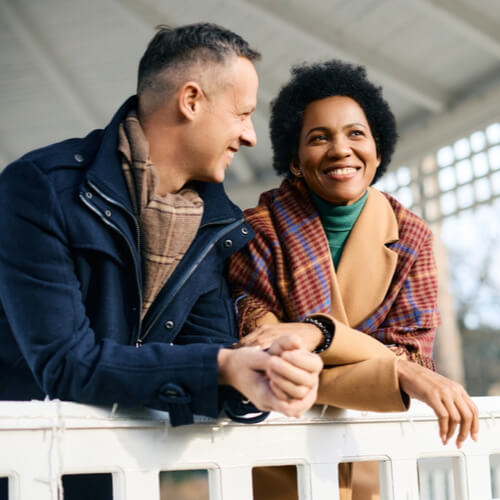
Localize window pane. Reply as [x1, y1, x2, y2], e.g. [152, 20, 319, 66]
[397, 166, 411, 186]
[470, 131, 486, 152]
[437, 146, 454, 167]
[456, 159, 473, 184]
[472, 152, 489, 177]
[440, 192, 456, 215]
[486, 123, 500, 144]
[397, 187, 413, 208]
[457, 184, 474, 208]
[492, 171, 500, 194]
[474, 178, 491, 202]
[489, 145, 500, 170]
[454, 138, 470, 159]
[438, 167, 456, 190]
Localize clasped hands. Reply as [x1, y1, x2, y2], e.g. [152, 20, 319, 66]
[218, 333, 323, 418]
[224, 322, 480, 448]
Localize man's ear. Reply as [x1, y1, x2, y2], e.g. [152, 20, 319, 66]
[177, 81, 204, 120]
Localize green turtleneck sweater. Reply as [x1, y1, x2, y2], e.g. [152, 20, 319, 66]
[310, 190, 368, 269]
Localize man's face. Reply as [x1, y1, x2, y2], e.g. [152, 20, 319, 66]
[190, 56, 258, 184]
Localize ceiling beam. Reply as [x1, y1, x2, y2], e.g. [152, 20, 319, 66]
[1, 0, 102, 129]
[408, 0, 500, 59]
[243, 0, 448, 112]
[393, 79, 500, 168]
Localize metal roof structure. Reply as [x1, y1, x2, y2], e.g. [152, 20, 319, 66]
[2, 0, 500, 206]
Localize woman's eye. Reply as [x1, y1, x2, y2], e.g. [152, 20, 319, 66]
[350, 130, 364, 137]
[309, 134, 327, 143]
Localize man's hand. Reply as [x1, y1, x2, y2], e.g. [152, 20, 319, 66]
[237, 322, 323, 352]
[397, 359, 479, 448]
[218, 334, 322, 418]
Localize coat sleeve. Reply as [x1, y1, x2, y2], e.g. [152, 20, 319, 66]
[229, 212, 286, 336]
[0, 161, 222, 425]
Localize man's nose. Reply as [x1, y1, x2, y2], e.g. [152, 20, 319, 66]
[240, 119, 257, 147]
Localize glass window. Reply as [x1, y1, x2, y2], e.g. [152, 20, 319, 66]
[437, 146, 454, 167]
[470, 131, 486, 152]
[438, 167, 456, 191]
[440, 192, 457, 216]
[455, 160, 473, 184]
[454, 138, 470, 159]
[397, 166, 411, 186]
[489, 145, 500, 170]
[397, 186, 413, 208]
[383, 172, 398, 194]
[474, 178, 490, 202]
[457, 184, 474, 209]
[472, 152, 489, 177]
[486, 123, 500, 144]
[492, 171, 500, 194]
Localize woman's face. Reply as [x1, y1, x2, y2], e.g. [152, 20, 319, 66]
[293, 96, 380, 205]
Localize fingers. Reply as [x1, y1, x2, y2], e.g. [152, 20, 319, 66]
[270, 385, 318, 418]
[238, 327, 276, 349]
[267, 334, 303, 355]
[266, 355, 318, 397]
[281, 348, 323, 373]
[397, 361, 479, 447]
[452, 393, 479, 448]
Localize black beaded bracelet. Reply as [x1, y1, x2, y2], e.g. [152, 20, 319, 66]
[302, 316, 335, 353]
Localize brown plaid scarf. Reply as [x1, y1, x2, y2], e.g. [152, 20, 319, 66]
[118, 109, 203, 319]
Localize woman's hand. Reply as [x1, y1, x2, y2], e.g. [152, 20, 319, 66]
[237, 322, 323, 352]
[396, 359, 479, 448]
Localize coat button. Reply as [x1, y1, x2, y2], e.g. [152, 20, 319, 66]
[224, 239, 233, 248]
[104, 210, 112, 217]
[74, 153, 85, 163]
[241, 227, 249, 235]
[165, 320, 174, 329]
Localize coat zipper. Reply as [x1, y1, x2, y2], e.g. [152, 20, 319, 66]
[80, 181, 143, 344]
[138, 217, 244, 344]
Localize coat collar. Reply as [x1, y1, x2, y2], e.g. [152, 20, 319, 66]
[334, 187, 399, 327]
[85, 96, 137, 213]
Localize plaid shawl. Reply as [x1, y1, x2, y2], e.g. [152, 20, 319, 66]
[229, 178, 439, 369]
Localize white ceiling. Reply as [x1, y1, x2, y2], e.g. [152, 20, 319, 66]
[1, 0, 500, 207]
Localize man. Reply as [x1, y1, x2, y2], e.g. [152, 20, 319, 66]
[0, 22, 321, 444]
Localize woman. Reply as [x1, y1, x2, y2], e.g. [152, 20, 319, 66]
[229, 60, 478, 500]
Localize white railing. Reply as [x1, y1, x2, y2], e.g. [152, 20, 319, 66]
[0, 397, 499, 500]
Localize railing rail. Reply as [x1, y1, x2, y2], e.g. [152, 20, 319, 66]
[1, 397, 499, 500]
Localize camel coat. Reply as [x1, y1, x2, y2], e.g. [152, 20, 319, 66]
[229, 179, 440, 499]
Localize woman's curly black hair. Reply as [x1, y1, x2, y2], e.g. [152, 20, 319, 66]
[269, 59, 398, 184]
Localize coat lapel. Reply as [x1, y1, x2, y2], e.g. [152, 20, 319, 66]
[328, 256, 349, 324]
[335, 188, 399, 327]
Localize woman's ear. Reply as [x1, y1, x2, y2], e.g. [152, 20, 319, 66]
[289, 159, 303, 177]
[177, 81, 204, 120]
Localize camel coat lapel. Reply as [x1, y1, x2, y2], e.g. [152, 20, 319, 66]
[334, 187, 399, 328]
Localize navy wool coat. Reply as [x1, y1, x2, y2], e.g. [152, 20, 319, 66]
[0, 97, 256, 426]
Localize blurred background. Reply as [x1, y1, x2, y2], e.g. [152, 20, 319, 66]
[1, 0, 499, 396]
